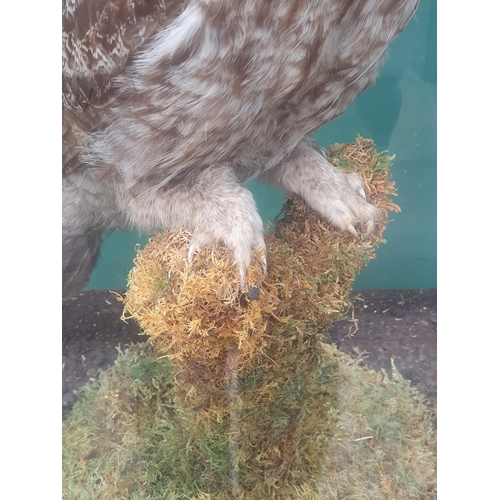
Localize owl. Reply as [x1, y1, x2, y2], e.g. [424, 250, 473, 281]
[62, 0, 420, 299]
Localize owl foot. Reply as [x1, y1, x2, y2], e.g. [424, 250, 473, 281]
[316, 169, 378, 240]
[188, 227, 266, 289]
[262, 139, 378, 240]
[184, 183, 266, 289]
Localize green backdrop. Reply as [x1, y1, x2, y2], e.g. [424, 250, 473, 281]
[87, 0, 436, 292]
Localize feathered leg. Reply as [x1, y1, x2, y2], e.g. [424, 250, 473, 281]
[62, 232, 102, 300]
[122, 166, 266, 287]
[62, 170, 119, 299]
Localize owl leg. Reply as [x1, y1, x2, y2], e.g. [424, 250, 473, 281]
[125, 167, 266, 287]
[62, 232, 102, 300]
[262, 138, 378, 238]
[62, 170, 120, 300]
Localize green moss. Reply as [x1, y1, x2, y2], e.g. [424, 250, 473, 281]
[63, 344, 435, 499]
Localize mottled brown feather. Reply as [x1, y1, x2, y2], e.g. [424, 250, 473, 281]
[62, 0, 420, 298]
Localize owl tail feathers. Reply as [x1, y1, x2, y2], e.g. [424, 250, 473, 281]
[62, 232, 102, 300]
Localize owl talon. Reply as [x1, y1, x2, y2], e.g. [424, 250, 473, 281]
[344, 219, 359, 240]
[187, 244, 198, 264]
[364, 219, 375, 238]
[256, 245, 267, 275]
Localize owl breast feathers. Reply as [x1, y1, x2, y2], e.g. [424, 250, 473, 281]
[62, 0, 420, 298]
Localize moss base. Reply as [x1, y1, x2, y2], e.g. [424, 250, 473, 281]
[63, 343, 436, 499]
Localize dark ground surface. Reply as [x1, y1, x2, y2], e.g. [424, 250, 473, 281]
[62, 289, 436, 421]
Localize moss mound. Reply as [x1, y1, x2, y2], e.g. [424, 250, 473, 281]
[63, 344, 436, 499]
[62, 138, 435, 499]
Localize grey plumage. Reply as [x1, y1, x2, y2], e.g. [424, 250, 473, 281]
[62, 0, 420, 298]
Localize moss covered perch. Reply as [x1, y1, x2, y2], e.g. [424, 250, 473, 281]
[62, 139, 436, 499]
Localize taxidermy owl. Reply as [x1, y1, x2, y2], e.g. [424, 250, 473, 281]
[62, 0, 420, 299]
